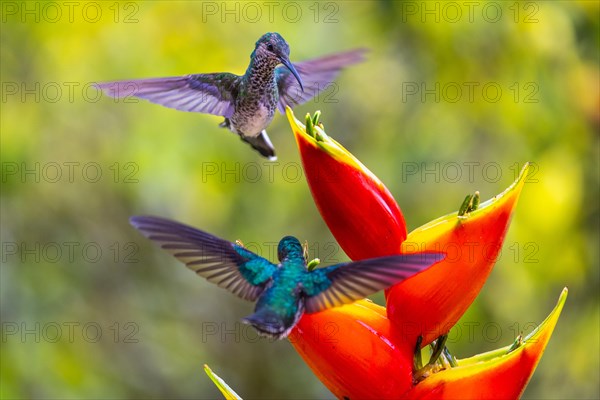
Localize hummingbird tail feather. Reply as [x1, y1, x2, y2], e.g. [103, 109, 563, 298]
[242, 314, 289, 340]
[240, 131, 277, 161]
[242, 302, 304, 340]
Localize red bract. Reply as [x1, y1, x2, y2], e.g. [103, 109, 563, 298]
[287, 108, 407, 260]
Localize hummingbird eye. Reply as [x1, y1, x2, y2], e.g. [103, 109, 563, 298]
[267, 44, 274, 52]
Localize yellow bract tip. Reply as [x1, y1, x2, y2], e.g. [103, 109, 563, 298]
[204, 364, 243, 400]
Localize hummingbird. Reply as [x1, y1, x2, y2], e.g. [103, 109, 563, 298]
[96, 32, 366, 160]
[130, 216, 443, 339]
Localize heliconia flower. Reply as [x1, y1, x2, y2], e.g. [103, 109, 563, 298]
[286, 107, 407, 260]
[284, 108, 565, 398]
[285, 106, 528, 346]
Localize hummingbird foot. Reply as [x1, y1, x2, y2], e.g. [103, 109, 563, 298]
[219, 118, 231, 129]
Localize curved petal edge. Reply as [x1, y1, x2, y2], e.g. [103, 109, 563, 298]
[407, 288, 568, 399]
[387, 163, 531, 346]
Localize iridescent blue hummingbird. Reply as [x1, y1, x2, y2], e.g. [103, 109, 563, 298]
[96, 32, 366, 160]
[130, 216, 443, 339]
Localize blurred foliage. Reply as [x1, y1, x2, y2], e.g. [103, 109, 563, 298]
[1, 1, 598, 399]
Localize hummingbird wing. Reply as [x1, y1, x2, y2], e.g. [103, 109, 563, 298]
[275, 48, 368, 113]
[302, 253, 444, 314]
[130, 216, 277, 301]
[95, 73, 241, 117]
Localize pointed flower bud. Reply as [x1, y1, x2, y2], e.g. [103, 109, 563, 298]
[285, 107, 407, 260]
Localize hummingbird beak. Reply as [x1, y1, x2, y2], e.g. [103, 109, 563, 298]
[281, 57, 304, 92]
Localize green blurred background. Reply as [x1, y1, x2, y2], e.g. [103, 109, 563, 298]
[1, 1, 598, 398]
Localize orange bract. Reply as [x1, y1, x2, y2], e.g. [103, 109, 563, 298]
[387, 165, 529, 346]
[290, 301, 414, 399]
[406, 289, 567, 399]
